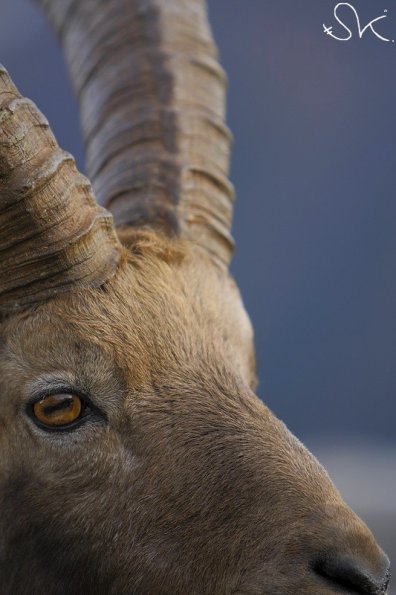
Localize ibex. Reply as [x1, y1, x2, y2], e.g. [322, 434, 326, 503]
[0, 1, 390, 593]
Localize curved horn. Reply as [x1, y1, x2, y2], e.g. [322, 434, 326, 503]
[37, 0, 235, 267]
[0, 66, 121, 314]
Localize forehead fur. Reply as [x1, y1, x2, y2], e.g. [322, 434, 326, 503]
[0, 231, 256, 391]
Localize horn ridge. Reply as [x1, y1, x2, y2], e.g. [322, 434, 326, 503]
[0, 65, 121, 314]
[36, 0, 235, 268]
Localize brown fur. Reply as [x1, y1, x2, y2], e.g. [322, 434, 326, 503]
[0, 232, 389, 594]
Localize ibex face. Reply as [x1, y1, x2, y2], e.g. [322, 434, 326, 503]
[0, 0, 390, 593]
[0, 238, 389, 594]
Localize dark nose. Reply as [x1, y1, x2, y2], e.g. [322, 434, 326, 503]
[314, 552, 391, 594]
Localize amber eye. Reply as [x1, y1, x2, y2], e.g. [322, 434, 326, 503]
[32, 393, 84, 428]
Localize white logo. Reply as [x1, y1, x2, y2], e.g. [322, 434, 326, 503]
[323, 3, 394, 42]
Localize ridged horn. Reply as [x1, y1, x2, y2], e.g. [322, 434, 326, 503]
[0, 65, 121, 314]
[36, 0, 235, 268]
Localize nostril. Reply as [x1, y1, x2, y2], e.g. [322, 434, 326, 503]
[313, 555, 390, 594]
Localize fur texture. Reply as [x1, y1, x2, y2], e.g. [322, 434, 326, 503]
[0, 232, 389, 594]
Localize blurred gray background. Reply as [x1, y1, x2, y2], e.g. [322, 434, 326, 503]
[1, 0, 395, 578]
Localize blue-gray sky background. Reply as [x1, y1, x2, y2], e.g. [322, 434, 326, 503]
[1, 0, 395, 446]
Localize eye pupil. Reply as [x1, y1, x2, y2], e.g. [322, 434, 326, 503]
[42, 396, 74, 416]
[33, 393, 83, 428]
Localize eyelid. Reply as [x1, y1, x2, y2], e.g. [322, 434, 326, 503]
[27, 385, 88, 408]
[25, 373, 80, 403]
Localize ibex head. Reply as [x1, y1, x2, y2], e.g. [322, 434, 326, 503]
[0, 1, 390, 593]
